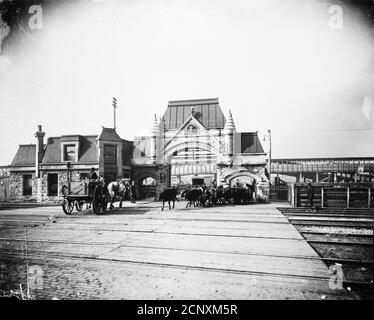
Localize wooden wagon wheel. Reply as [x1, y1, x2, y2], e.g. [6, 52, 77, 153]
[92, 185, 103, 215]
[62, 198, 74, 215]
[101, 194, 108, 213]
[75, 201, 84, 212]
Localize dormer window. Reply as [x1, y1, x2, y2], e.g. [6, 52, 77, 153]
[60, 136, 82, 163]
[63, 144, 77, 161]
[61, 139, 79, 163]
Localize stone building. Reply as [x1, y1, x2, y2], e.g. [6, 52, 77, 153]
[134, 98, 269, 199]
[8, 126, 135, 202]
[7, 98, 269, 202]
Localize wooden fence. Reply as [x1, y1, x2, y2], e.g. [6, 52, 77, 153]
[294, 183, 373, 208]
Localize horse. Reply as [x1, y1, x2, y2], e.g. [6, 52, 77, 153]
[159, 188, 179, 211]
[107, 179, 130, 210]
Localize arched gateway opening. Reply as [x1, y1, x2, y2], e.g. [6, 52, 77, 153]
[140, 177, 157, 199]
[166, 143, 219, 187]
[225, 170, 261, 187]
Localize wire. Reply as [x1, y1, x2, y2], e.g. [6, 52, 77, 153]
[271, 128, 374, 132]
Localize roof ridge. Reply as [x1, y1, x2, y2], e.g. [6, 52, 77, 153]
[168, 98, 219, 106]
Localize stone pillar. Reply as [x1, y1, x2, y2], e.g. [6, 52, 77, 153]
[223, 110, 236, 161]
[216, 167, 221, 186]
[315, 172, 319, 182]
[150, 114, 158, 163]
[36, 178, 43, 202]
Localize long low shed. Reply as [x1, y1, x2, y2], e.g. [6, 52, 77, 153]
[294, 183, 374, 208]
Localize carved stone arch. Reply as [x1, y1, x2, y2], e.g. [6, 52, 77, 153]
[163, 141, 220, 163]
[224, 169, 262, 185]
[133, 171, 160, 200]
[134, 171, 159, 183]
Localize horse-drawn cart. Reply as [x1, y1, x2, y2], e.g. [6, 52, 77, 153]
[61, 180, 108, 215]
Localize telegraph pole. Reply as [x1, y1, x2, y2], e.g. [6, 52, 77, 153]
[268, 129, 272, 183]
[113, 97, 117, 130]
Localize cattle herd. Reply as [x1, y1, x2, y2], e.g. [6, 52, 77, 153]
[159, 185, 255, 211]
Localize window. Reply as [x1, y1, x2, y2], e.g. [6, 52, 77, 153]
[48, 174, 58, 196]
[186, 125, 198, 135]
[104, 145, 117, 165]
[63, 144, 76, 162]
[23, 174, 32, 196]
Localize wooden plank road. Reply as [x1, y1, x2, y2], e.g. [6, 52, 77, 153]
[0, 202, 354, 299]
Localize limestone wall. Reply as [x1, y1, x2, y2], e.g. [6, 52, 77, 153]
[8, 172, 36, 201]
[8, 169, 94, 202]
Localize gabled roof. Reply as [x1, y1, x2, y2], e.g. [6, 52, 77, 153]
[11, 145, 36, 166]
[239, 132, 265, 154]
[42, 136, 99, 164]
[98, 127, 123, 141]
[162, 98, 226, 130]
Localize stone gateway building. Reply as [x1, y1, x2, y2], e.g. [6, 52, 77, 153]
[7, 98, 270, 202]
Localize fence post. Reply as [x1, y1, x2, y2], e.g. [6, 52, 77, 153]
[321, 185, 324, 208]
[347, 185, 350, 208]
[290, 183, 295, 206]
[368, 186, 371, 208]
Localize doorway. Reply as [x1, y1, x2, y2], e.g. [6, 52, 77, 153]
[48, 173, 58, 196]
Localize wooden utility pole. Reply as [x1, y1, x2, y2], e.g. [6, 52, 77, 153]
[113, 97, 117, 130]
[268, 129, 272, 183]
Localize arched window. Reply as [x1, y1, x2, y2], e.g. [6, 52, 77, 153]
[186, 125, 198, 135]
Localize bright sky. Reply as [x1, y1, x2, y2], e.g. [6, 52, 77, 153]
[0, 0, 373, 165]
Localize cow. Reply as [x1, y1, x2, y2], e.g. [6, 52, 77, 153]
[216, 186, 225, 205]
[203, 187, 217, 206]
[159, 188, 178, 211]
[223, 187, 233, 205]
[183, 188, 203, 208]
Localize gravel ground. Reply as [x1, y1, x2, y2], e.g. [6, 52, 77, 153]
[298, 226, 373, 235]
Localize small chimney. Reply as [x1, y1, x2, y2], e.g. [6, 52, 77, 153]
[34, 125, 45, 178]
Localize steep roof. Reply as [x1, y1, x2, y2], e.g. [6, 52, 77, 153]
[42, 136, 99, 164]
[162, 98, 226, 130]
[98, 127, 123, 141]
[11, 145, 36, 166]
[239, 132, 265, 154]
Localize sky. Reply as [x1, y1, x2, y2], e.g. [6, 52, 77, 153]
[0, 0, 373, 165]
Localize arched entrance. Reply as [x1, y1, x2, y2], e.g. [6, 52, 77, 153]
[229, 176, 255, 188]
[134, 171, 159, 200]
[224, 170, 261, 186]
[140, 176, 157, 199]
[164, 141, 220, 187]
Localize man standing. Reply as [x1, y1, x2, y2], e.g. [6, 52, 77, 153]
[87, 168, 98, 198]
[130, 181, 137, 203]
[89, 168, 98, 180]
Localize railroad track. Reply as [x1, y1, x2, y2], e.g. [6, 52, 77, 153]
[1, 243, 371, 287]
[278, 207, 373, 285]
